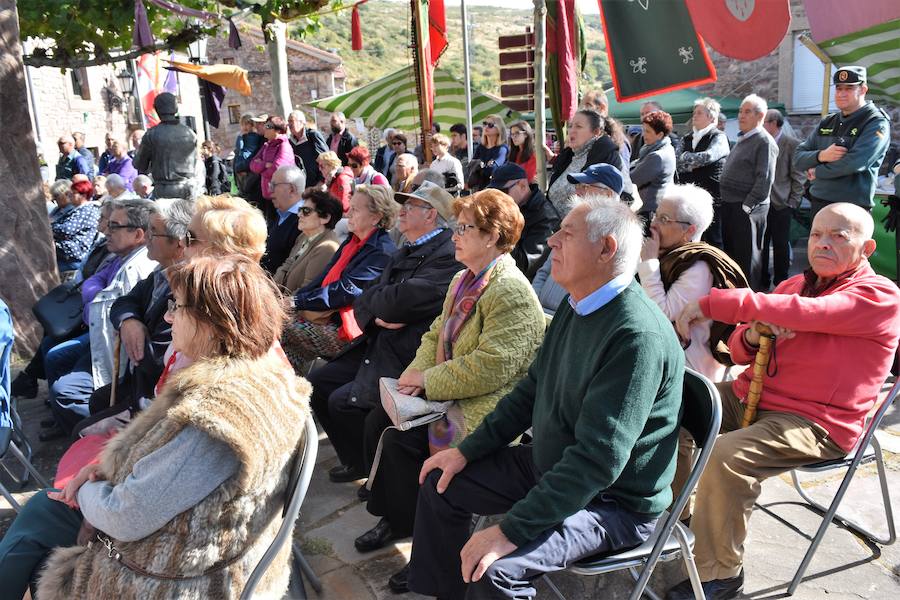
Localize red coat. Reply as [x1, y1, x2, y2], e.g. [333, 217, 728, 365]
[515, 152, 537, 182]
[700, 262, 900, 451]
[328, 167, 354, 213]
[249, 135, 294, 199]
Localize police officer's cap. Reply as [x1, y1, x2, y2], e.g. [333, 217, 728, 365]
[833, 66, 866, 86]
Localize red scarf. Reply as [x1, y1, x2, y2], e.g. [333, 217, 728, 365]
[321, 230, 374, 340]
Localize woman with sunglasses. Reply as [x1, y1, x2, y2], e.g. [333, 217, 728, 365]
[273, 190, 344, 293]
[360, 189, 545, 592]
[472, 114, 509, 181]
[249, 116, 294, 216]
[347, 146, 389, 188]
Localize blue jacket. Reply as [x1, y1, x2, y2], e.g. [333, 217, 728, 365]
[56, 150, 93, 181]
[0, 298, 12, 428]
[293, 228, 396, 312]
[793, 101, 890, 208]
[233, 132, 265, 173]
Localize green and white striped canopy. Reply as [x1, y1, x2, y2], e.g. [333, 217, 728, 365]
[819, 19, 900, 104]
[306, 66, 520, 130]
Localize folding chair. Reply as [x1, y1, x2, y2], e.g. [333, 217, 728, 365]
[543, 368, 722, 600]
[1, 406, 52, 511]
[240, 413, 321, 600]
[785, 377, 898, 596]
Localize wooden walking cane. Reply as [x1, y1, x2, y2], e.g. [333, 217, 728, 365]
[741, 323, 776, 428]
[109, 336, 121, 409]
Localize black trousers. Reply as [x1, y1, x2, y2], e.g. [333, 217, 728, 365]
[761, 205, 793, 289]
[367, 424, 430, 536]
[702, 202, 724, 249]
[307, 346, 391, 474]
[721, 202, 769, 291]
[407, 446, 658, 600]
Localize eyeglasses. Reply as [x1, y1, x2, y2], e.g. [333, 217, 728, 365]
[148, 229, 178, 241]
[454, 223, 480, 236]
[268, 181, 293, 190]
[299, 206, 319, 217]
[348, 162, 361, 168]
[651, 213, 692, 227]
[510, 131, 526, 137]
[400, 202, 434, 213]
[184, 230, 207, 247]
[106, 222, 138, 232]
[166, 299, 191, 314]
[392, 141, 405, 146]
[482, 121, 496, 129]
[264, 123, 275, 129]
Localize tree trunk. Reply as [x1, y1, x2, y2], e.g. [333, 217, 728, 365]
[264, 19, 293, 119]
[0, 0, 59, 356]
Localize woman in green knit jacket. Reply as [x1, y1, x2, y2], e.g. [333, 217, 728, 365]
[353, 190, 546, 577]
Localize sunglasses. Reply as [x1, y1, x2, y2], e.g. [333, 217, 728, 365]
[298, 206, 319, 217]
[184, 230, 207, 247]
[348, 162, 361, 168]
[482, 121, 497, 129]
[392, 141, 405, 146]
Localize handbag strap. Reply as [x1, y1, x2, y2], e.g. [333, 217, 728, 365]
[366, 412, 447, 490]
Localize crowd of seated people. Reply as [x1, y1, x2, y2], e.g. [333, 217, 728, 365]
[5, 73, 896, 600]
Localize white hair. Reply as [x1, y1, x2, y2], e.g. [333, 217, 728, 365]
[693, 97, 721, 122]
[134, 174, 153, 188]
[276, 164, 306, 191]
[396, 153, 419, 168]
[660, 184, 714, 242]
[578, 194, 644, 278]
[383, 127, 396, 141]
[289, 110, 307, 123]
[741, 93, 768, 115]
[105, 173, 126, 192]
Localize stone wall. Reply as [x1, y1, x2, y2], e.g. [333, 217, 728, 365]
[206, 29, 345, 154]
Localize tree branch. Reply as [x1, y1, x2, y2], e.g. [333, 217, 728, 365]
[23, 30, 207, 69]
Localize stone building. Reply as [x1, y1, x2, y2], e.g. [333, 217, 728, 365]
[23, 45, 204, 179]
[697, 0, 899, 146]
[205, 29, 345, 153]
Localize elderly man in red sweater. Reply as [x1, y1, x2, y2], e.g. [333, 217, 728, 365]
[666, 202, 900, 600]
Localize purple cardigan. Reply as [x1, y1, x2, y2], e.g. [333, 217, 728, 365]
[103, 156, 138, 191]
[249, 135, 294, 199]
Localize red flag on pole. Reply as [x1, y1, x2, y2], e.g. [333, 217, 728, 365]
[429, 0, 448, 64]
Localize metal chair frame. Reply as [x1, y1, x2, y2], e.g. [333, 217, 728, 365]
[1, 398, 51, 512]
[785, 377, 898, 596]
[240, 414, 322, 600]
[542, 368, 722, 600]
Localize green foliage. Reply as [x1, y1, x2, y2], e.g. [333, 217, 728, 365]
[292, 0, 610, 97]
[18, 0, 335, 64]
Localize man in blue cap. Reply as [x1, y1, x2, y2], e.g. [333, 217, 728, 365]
[794, 66, 891, 217]
[489, 163, 559, 278]
[567, 162, 625, 199]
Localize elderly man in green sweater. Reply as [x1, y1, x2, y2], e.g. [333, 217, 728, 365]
[405, 195, 685, 599]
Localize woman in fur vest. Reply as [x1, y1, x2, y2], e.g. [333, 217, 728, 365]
[1, 255, 310, 599]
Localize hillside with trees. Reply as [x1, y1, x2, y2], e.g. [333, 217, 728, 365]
[293, 0, 610, 97]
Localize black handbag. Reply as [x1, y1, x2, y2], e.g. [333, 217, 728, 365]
[32, 280, 86, 342]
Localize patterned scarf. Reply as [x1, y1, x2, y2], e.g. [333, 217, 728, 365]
[436, 258, 499, 364]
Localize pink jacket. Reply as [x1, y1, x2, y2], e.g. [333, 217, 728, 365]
[700, 262, 900, 451]
[249, 135, 294, 199]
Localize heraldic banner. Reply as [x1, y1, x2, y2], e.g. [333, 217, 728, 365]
[598, 0, 716, 102]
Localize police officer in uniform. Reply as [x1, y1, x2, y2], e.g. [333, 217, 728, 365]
[793, 66, 891, 218]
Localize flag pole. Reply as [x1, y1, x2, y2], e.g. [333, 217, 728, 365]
[461, 0, 474, 161]
[533, 0, 547, 191]
[411, 0, 433, 163]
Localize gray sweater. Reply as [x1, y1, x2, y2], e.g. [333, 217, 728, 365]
[630, 137, 676, 214]
[77, 426, 239, 542]
[719, 128, 778, 208]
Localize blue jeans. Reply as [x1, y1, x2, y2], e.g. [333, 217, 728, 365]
[43, 333, 90, 387]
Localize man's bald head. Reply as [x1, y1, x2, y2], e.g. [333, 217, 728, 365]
[808, 203, 876, 281]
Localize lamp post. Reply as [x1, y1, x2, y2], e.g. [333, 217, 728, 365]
[116, 68, 134, 98]
[187, 37, 211, 141]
